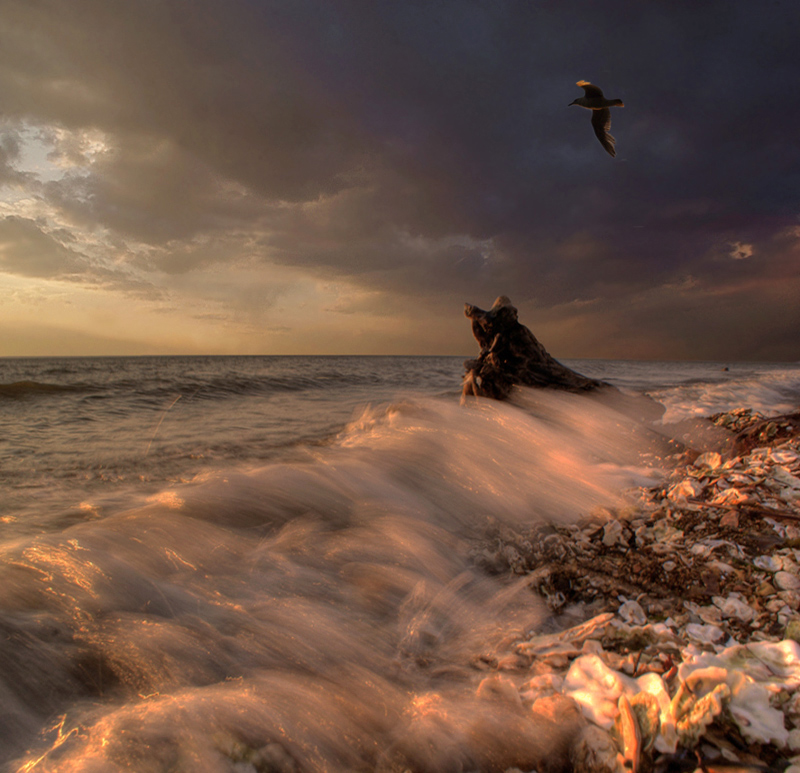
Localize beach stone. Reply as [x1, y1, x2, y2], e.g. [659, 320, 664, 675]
[755, 555, 782, 572]
[713, 594, 757, 623]
[603, 520, 624, 547]
[685, 623, 726, 645]
[776, 571, 800, 592]
[697, 605, 723, 625]
[462, 296, 605, 400]
[786, 619, 800, 644]
[756, 581, 777, 597]
[767, 598, 789, 613]
[618, 599, 646, 626]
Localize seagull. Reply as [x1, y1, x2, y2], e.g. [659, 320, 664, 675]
[569, 80, 624, 157]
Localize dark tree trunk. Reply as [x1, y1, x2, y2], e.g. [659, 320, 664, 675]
[462, 296, 607, 400]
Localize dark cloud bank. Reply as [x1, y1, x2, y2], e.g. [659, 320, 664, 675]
[0, 0, 798, 358]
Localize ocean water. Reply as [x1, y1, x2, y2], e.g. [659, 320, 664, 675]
[1, 356, 799, 771]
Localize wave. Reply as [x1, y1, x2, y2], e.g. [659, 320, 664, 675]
[0, 380, 87, 399]
[0, 390, 667, 770]
[0, 371, 388, 405]
[169, 370, 386, 399]
[649, 368, 800, 423]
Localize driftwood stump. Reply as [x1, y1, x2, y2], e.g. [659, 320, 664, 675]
[462, 296, 606, 400]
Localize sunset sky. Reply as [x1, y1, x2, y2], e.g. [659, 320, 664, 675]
[1, 0, 798, 359]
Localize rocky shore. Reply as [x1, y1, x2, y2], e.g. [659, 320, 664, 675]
[473, 408, 800, 772]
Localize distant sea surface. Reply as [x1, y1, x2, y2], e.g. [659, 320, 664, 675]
[1, 355, 799, 770]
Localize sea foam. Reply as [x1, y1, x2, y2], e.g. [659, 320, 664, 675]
[4, 390, 665, 770]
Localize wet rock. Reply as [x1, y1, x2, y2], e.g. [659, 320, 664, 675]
[462, 296, 605, 400]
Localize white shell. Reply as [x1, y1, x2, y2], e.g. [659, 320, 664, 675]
[712, 594, 757, 623]
[685, 623, 726, 645]
[666, 479, 704, 502]
[694, 452, 723, 470]
[563, 654, 639, 728]
[772, 466, 800, 495]
[709, 487, 750, 506]
[618, 599, 647, 627]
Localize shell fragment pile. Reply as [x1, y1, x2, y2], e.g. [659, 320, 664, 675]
[473, 409, 800, 772]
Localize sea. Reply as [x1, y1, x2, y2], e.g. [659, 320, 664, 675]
[1, 355, 799, 771]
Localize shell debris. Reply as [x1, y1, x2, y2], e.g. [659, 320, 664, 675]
[469, 408, 800, 772]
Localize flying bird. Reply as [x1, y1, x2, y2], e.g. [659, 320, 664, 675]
[569, 80, 624, 157]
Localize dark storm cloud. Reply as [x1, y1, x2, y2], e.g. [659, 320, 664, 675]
[0, 0, 798, 357]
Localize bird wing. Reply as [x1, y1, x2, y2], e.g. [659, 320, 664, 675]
[591, 108, 616, 157]
[577, 80, 604, 98]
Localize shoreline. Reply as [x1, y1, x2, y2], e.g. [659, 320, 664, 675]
[5, 397, 800, 772]
[477, 407, 800, 772]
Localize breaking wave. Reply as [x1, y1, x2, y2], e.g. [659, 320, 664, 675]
[649, 367, 800, 423]
[1, 390, 664, 771]
[0, 380, 87, 398]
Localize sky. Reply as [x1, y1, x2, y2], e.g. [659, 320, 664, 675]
[0, 0, 798, 359]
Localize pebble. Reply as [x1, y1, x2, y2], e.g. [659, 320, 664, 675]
[602, 520, 624, 547]
[685, 623, 726, 644]
[756, 581, 777, 596]
[713, 594, 757, 623]
[618, 599, 646, 626]
[777, 571, 800, 591]
[755, 555, 782, 572]
[780, 591, 800, 610]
